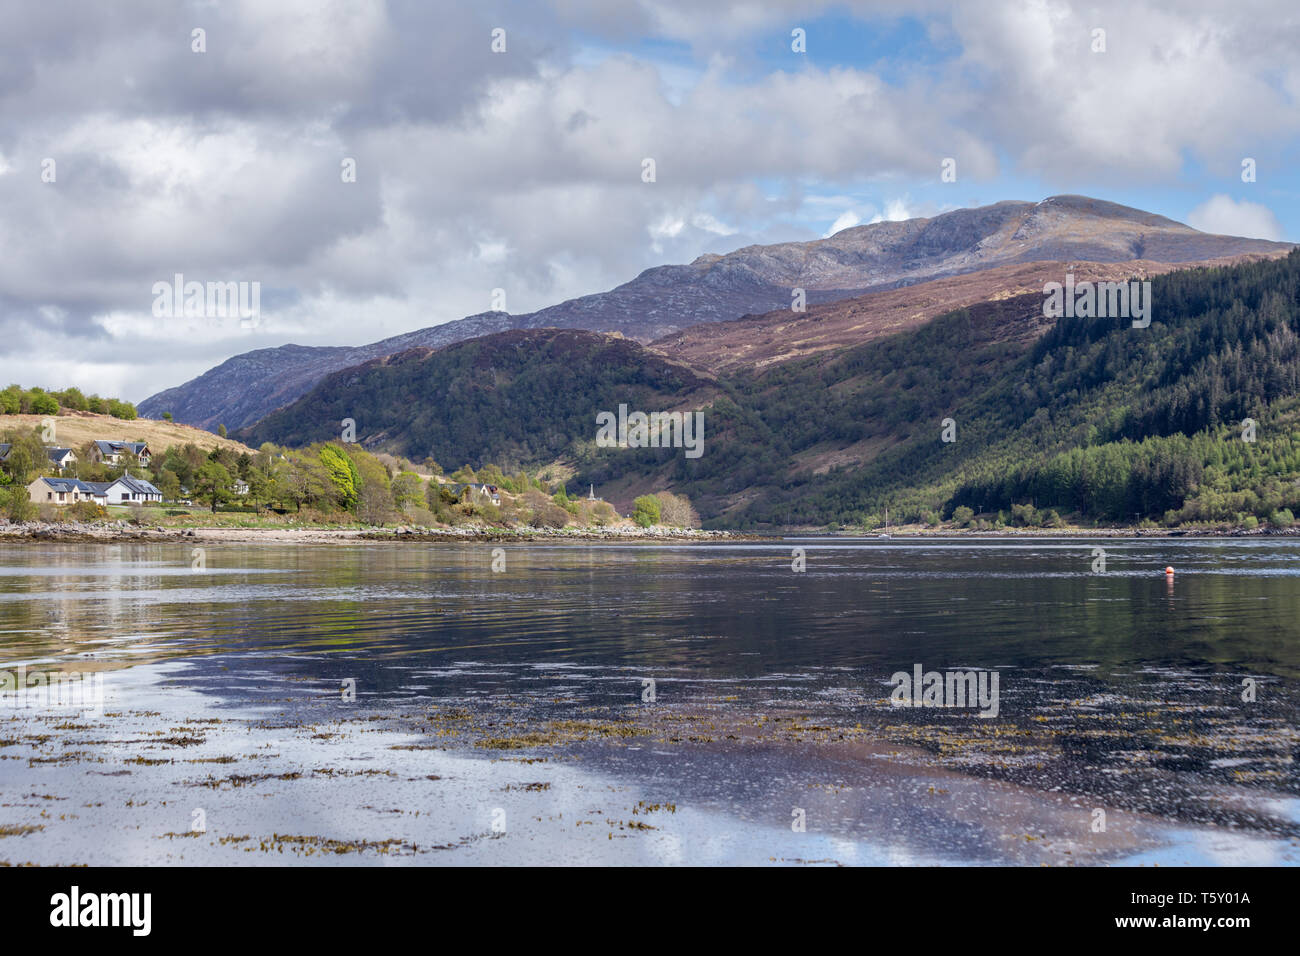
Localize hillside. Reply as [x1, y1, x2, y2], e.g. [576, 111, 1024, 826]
[1, 411, 256, 456]
[238, 329, 717, 467]
[141, 195, 1294, 432]
[240, 252, 1300, 529]
[651, 253, 1290, 374]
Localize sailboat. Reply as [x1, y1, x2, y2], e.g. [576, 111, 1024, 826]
[879, 506, 891, 538]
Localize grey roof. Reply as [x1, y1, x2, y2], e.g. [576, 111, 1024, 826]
[93, 440, 149, 456]
[0, 443, 10, 460]
[35, 477, 98, 494]
[46, 446, 74, 461]
[114, 475, 162, 496]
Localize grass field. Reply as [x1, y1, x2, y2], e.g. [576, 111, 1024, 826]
[1, 411, 255, 455]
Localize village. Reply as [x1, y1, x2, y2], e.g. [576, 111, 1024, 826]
[3, 439, 166, 508]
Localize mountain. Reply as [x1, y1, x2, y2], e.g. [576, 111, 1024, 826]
[242, 251, 1300, 530]
[140, 195, 1294, 431]
[238, 329, 717, 465]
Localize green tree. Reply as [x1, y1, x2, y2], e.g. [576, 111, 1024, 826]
[29, 391, 58, 415]
[632, 495, 661, 528]
[0, 429, 49, 484]
[391, 472, 423, 511]
[195, 461, 233, 513]
[317, 444, 359, 509]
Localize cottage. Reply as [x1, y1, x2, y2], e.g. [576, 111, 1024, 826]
[445, 482, 502, 506]
[27, 476, 103, 506]
[88, 440, 151, 467]
[86, 475, 163, 505]
[46, 447, 77, 473]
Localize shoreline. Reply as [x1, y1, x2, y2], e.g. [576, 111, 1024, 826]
[1, 519, 1298, 544]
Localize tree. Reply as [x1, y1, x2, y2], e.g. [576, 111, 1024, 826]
[0, 485, 36, 521]
[162, 412, 173, 422]
[106, 398, 137, 420]
[653, 491, 699, 528]
[155, 470, 181, 502]
[194, 461, 233, 512]
[0, 429, 49, 484]
[632, 495, 661, 528]
[217, 424, 227, 438]
[29, 391, 58, 415]
[391, 472, 423, 512]
[317, 444, 359, 509]
[358, 481, 392, 526]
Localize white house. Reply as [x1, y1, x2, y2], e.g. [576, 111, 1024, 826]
[46, 447, 77, 473]
[86, 475, 163, 504]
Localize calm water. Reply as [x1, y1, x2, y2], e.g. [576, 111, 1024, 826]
[1, 537, 1297, 865]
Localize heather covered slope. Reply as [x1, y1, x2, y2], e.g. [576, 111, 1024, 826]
[141, 196, 1294, 432]
[238, 329, 717, 468]
[241, 252, 1300, 530]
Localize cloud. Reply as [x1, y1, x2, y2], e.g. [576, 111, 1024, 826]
[0, 0, 1298, 402]
[869, 199, 912, 224]
[824, 211, 861, 237]
[1186, 195, 1285, 240]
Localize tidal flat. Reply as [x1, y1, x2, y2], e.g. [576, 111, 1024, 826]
[0, 539, 1297, 865]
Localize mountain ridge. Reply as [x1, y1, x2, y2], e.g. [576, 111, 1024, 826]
[140, 195, 1294, 431]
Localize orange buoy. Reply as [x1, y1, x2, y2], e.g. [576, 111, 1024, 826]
[1165, 566, 1175, 575]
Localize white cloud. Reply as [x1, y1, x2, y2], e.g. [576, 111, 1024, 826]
[869, 199, 912, 224]
[1186, 195, 1285, 240]
[824, 210, 861, 236]
[1, 0, 1299, 401]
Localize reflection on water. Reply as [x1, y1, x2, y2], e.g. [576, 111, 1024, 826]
[4, 538, 1300, 678]
[0, 538, 1297, 865]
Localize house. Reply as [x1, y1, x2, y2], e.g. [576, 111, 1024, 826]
[27, 476, 103, 506]
[46, 447, 77, 473]
[88, 440, 151, 467]
[446, 482, 502, 506]
[232, 479, 250, 496]
[86, 475, 163, 505]
[0, 445, 76, 474]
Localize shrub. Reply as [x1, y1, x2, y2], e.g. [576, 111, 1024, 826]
[632, 495, 661, 528]
[67, 500, 106, 522]
[0, 486, 37, 521]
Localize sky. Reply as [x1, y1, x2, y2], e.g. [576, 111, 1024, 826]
[2, 0, 1298, 403]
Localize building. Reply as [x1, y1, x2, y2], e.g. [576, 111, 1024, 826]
[0, 445, 77, 474]
[85, 475, 164, 505]
[27, 476, 103, 506]
[88, 440, 151, 467]
[446, 482, 502, 506]
[46, 447, 77, 473]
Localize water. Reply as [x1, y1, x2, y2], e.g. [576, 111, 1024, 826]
[1, 537, 1297, 865]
